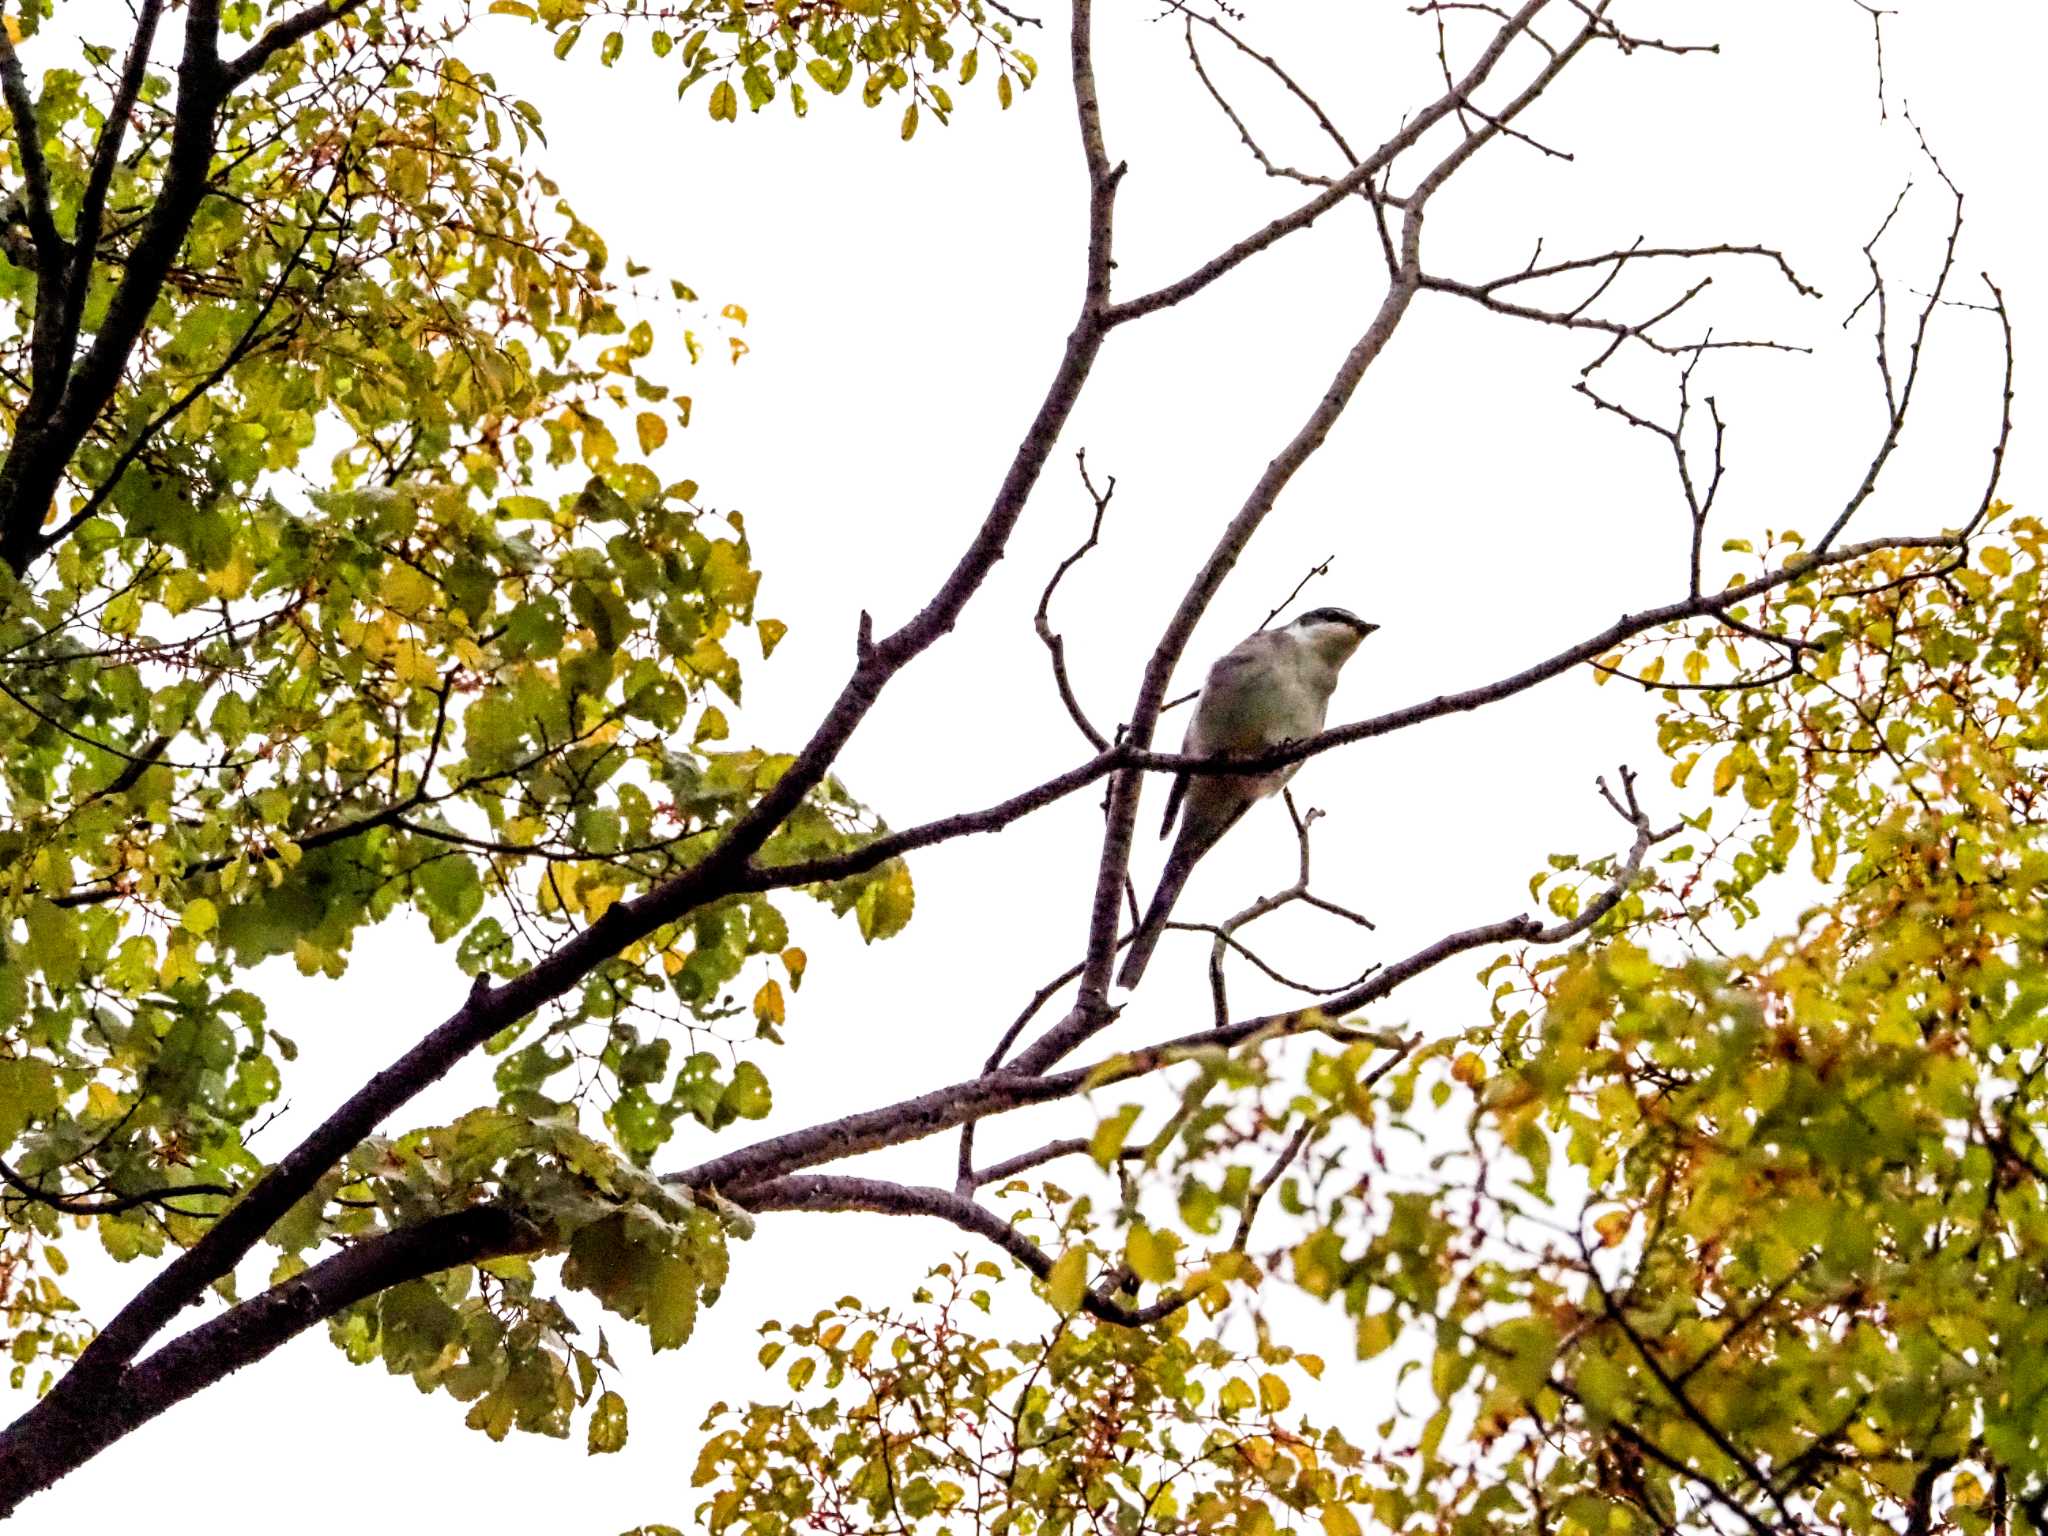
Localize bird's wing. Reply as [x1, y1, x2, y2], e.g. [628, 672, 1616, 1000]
[1191, 631, 1300, 750]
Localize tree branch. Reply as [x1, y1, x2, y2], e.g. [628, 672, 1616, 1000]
[1106, 0, 1552, 325]
[1123, 530, 1961, 783]
[0, 24, 61, 260]
[0, 1155, 234, 1218]
[0, 1207, 537, 1513]
[221, 0, 367, 89]
[1035, 451, 1115, 750]
[57, 0, 167, 364]
[742, 1175, 1192, 1327]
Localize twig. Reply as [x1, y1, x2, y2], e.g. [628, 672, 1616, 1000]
[1258, 556, 1335, 630]
[1034, 451, 1114, 750]
[0, 1155, 235, 1217]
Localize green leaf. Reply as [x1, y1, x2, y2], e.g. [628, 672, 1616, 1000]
[854, 860, 915, 943]
[587, 1389, 629, 1453]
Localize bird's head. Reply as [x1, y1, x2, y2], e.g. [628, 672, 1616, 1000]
[1288, 606, 1379, 667]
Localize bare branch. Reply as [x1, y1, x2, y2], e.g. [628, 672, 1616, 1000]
[742, 1175, 1193, 1327]
[1257, 556, 1336, 631]
[1124, 529, 1962, 784]
[970, 1137, 1142, 1186]
[1180, 12, 1362, 191]
[1817, 124, 1965, 554]
[1847, 0, 1894, 119]
[1195, 794, 1373, 1028]
[1480, 241, 1820, 301]
[1107, 0, 1553, 325]
[1035, 452, 1114, 750]
[1419, 269, 1807, 372]
[1181, 5, 1359, 167]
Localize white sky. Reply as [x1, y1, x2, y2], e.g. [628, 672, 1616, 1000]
[26, 1, 2046, 1530]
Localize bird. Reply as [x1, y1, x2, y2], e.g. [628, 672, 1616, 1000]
[1116, 606, 1378, 990]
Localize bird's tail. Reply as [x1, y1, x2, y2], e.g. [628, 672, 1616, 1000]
[1116, 842, 1200, 990]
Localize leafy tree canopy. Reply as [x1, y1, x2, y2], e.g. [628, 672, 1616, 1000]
[0, 0, 953, 1420]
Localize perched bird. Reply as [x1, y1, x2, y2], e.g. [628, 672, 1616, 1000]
[1116, 606, 1378, 990]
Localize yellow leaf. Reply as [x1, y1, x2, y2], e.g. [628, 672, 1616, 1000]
[381, 562, 435, 614]
[1046, 1248, 1088, 1315]
[1356, 1311, 1396, 1359]
[636, 411, 668, 454]
[1595, 1209, 1632, 1247]
[781, 946, 807, 988]
[182, 897, 218, 934]
[1258, 1372, 1291, 1411]
[1713, 753, 1738, 795]
[1123, 1225, 1176, 1285]
[1089, 1104, 1141, 1168]
[206, 546, 256, 600]
[753, 979, 786, 1027]
[1320, 1504, 1363, 1536]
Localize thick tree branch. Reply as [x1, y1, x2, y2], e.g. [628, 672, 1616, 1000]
[221, 0, 367, 89]
[0, 1, 226, 570]
[0, 1207, 537, 1513]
